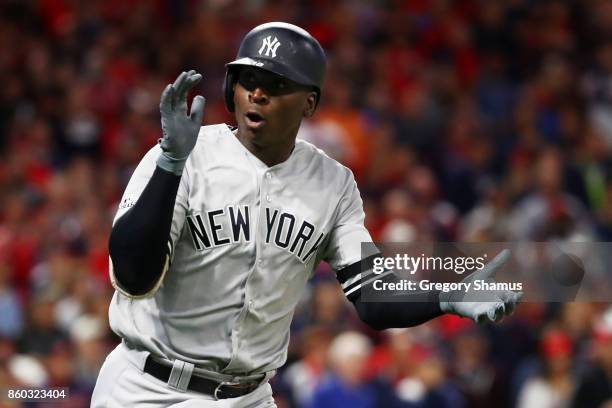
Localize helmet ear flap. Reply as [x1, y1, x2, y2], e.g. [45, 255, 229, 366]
[223, 69, 237, 112]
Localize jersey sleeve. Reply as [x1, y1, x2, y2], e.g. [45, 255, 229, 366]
[110, 145, 190, 297]
[323, 174, 379, 300]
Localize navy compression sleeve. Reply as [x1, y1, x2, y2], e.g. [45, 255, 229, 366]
[352, 291, 443, 330]
[337, 255, 443, 330]
[109, 166, 180, 296]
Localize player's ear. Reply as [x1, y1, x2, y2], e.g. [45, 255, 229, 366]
[232, 81, 239, 105]
[303, 92, 317, 118]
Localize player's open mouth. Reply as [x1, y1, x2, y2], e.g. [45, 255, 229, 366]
[245, 111, 266, 129]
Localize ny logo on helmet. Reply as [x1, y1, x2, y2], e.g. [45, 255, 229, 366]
[258, 36, 281, 58]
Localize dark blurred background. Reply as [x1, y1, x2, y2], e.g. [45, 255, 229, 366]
[1, 0, 612, 407]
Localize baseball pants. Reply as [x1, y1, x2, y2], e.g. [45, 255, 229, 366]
[90, 342, 276, 407]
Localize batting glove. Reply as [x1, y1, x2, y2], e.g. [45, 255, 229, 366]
[157, 70, 205, 175]
[439, 249, 523, 323]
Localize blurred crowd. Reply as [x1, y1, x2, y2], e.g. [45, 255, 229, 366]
[1, 0, 612, 406]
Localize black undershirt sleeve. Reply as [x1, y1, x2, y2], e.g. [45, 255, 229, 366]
[109, 166, 181, 296]
[352, 290, 443, 330]
[337, 254, 443, 330]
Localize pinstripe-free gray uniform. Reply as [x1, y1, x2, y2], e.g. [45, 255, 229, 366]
[108, 124, 373, 376]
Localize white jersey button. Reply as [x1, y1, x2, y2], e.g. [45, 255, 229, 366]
[266, 195, 271, 202]
[266, 172, 272, 179]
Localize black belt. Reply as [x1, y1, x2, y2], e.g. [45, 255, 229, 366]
[143, 356, 261, 400]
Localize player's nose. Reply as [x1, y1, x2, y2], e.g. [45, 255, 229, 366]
[249, 87, 270, 105]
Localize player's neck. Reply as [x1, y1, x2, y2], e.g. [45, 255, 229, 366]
[247, 143, 295, 167]
[235, 132, 296, 167]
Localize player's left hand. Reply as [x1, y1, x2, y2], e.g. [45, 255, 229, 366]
[439, 249, 523, 323]
[157, 70, 205, 175]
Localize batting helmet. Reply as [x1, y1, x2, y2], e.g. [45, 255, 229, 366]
[223, 22, 326, 112]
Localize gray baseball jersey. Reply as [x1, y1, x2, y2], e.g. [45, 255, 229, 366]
[109, 124, 374, 375]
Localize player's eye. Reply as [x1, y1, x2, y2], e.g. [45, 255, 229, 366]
[238, 70, 259, 90]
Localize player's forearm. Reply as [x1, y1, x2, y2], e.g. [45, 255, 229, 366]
[109, 166, 181, 296]
[345, 251, 521, 328]
[338, 255, 443, 330]
[351, 291, 442, 330]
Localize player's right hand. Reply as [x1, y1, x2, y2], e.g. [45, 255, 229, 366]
[157, 70, 205, 175]
[439, 249, 523, 323]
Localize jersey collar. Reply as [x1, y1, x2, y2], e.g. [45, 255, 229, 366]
[223, 124, 303, 171]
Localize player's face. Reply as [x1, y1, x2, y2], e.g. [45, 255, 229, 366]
[233, 67, 316, 151]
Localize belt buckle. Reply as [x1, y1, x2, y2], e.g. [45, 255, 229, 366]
[213, 380, 242, 400]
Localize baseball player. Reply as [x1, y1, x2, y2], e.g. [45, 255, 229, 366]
[91, 22, 522, 407]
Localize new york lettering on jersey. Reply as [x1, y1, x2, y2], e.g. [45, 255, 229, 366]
[185, 206, 325, 263]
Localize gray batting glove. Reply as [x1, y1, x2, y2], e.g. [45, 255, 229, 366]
[157, 70, 205, 175]
[439, 249, 523, 323]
